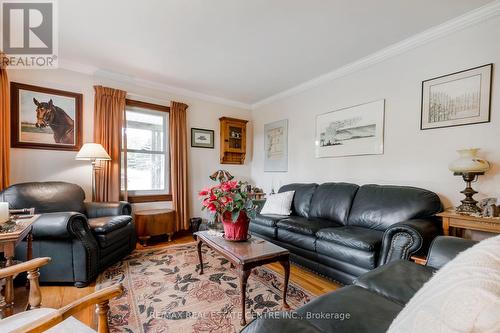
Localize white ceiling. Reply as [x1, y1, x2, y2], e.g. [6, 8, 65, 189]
[59, 0, 492, 106]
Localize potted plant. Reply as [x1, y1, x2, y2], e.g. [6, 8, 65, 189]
[199, 172, 256, 241]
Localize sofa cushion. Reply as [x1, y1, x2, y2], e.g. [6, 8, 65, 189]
[94, 227, 132, 248]
[277, 229, 317, 252]
[88, 215, 131, 234]
[249, 223, 277, 239]
[354, 260, 435, 305]
[297, 285, 403, 333]
[347, 184, 442, 231]
[252, 214, 287, 228]
[277, 216, 340, 236]
[316, 226, 383, 251]
[308, 182, 359, 224]
[260, 191, 295, 215]
[0, 181, 86, 214]
[278, 183, 318, 218]
[316, 240, 378, 269]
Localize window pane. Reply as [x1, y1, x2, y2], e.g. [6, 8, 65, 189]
[126, 152, 167, 192]
[126, 109, 165, 151]
[121, 103, 170, 195]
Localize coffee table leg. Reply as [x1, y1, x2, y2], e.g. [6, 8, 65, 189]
[239, 269, 251, 326]
[197, 239, 204, 275]
[280, 259, 290, 309]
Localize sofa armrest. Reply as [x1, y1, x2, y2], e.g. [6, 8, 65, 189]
[379, 218, 441, 265]
[85, 201, 131, 218]
[425, 236, 477, 270]
[32, 212, 90, 240]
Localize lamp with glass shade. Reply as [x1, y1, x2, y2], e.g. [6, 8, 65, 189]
[75, 143, 111, 201]
[449, 148, 490, 214]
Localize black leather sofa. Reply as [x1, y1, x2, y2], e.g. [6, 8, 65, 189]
[250, 183, 442, 284]
[0, 181, 136, 287]
[242, 236, 476, 333]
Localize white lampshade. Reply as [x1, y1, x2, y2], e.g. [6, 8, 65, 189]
[75, 143, 111, 161]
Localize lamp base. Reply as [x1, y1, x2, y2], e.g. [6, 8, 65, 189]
[454, 172, 483, 215]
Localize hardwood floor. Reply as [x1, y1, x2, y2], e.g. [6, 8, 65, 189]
[19, 232, 340, 329]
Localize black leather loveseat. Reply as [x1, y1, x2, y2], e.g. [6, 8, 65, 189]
[242, 236, 476, 333]
[250, 183, 442, 284]
[0, 181, 136, 287]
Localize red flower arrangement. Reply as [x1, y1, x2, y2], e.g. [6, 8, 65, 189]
[199, 172, 257, 240]
[199, 180, 256, 223]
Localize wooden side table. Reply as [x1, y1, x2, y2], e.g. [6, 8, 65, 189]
[134, 209, 175, 246]
[437, 210, 500, 236]
[0, 215, 38, 317]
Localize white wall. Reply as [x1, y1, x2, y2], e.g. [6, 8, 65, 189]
[8, 69, 253, 218]
[251, 16, 500, 209]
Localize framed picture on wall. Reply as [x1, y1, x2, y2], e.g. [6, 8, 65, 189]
[264, 119, 288, 172]
[315, 99, 385, 158]
[11, 82, 83, 151]
[421, 64, 492, 130]
[191, 128, 214, 148]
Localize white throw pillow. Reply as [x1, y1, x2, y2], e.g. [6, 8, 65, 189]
[259, 191, 295, 216]
[387, 235, 500, 333]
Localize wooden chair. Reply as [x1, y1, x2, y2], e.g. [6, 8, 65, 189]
[0, 257, 123, 333]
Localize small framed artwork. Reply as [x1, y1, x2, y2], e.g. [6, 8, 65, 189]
[315, 99, 385, 158]
[11, 82, 83, 151]
[191, 128, 214, 148]
[264, 119, 288, 172]
[421, 64, 492, 130]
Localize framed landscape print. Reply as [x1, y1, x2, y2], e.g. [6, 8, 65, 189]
[264, 119, 288, 172]
[191, 128, 214, 148]
[315, 99, 385, 158]
[11, 82, 83, 151]
[421, 64, 492, 130]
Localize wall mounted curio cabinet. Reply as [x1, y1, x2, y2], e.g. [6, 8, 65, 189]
[219, 117, 248, 164]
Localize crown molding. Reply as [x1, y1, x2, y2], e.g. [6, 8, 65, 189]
[58, 60, 253, 110]
[251, 0, 500, 110]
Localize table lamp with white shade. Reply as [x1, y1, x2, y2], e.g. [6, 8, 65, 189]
[449, 148, 490, 214]
[75, 143, 111, 201]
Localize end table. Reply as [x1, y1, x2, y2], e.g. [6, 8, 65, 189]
[0, 215, 38, 318]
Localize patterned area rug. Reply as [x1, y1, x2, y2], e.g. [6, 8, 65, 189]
[96, 242, 315, 333]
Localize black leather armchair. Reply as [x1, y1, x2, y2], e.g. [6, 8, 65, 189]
[242, 236, 477, 333]
[0, 181, 136, 287]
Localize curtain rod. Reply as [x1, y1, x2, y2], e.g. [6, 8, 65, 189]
[125, 93, 171, 106]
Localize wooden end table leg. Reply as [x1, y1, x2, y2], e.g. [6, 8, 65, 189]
[3, 244, 15, 317]
[442, 217, 450, 236]
[280, 259, 290, 309]
[197, 239, 204, 275]
[239, 269, 251, 326]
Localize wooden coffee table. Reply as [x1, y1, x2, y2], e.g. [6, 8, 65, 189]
[195, 230, 290, 326]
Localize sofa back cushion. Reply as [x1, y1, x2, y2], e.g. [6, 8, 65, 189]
[0, 181, 86, 214]
[308, 182, 359, 224]
[347, 184, 442, 230]
[279, 183, 318, 218]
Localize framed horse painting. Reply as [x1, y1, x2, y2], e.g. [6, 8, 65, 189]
[11, 82, 83, 151]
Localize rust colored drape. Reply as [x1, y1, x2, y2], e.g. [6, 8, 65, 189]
[170, 101, 189, 231]
[93, 86, 126, 202]
[0, 61, 9, 190]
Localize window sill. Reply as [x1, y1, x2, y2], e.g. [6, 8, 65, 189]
[127, 194, 173, 203]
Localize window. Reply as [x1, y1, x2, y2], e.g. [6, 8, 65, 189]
[122, 99, 171, 202]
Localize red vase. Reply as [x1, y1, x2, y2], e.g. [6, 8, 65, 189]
[222, 211, 249, 241]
